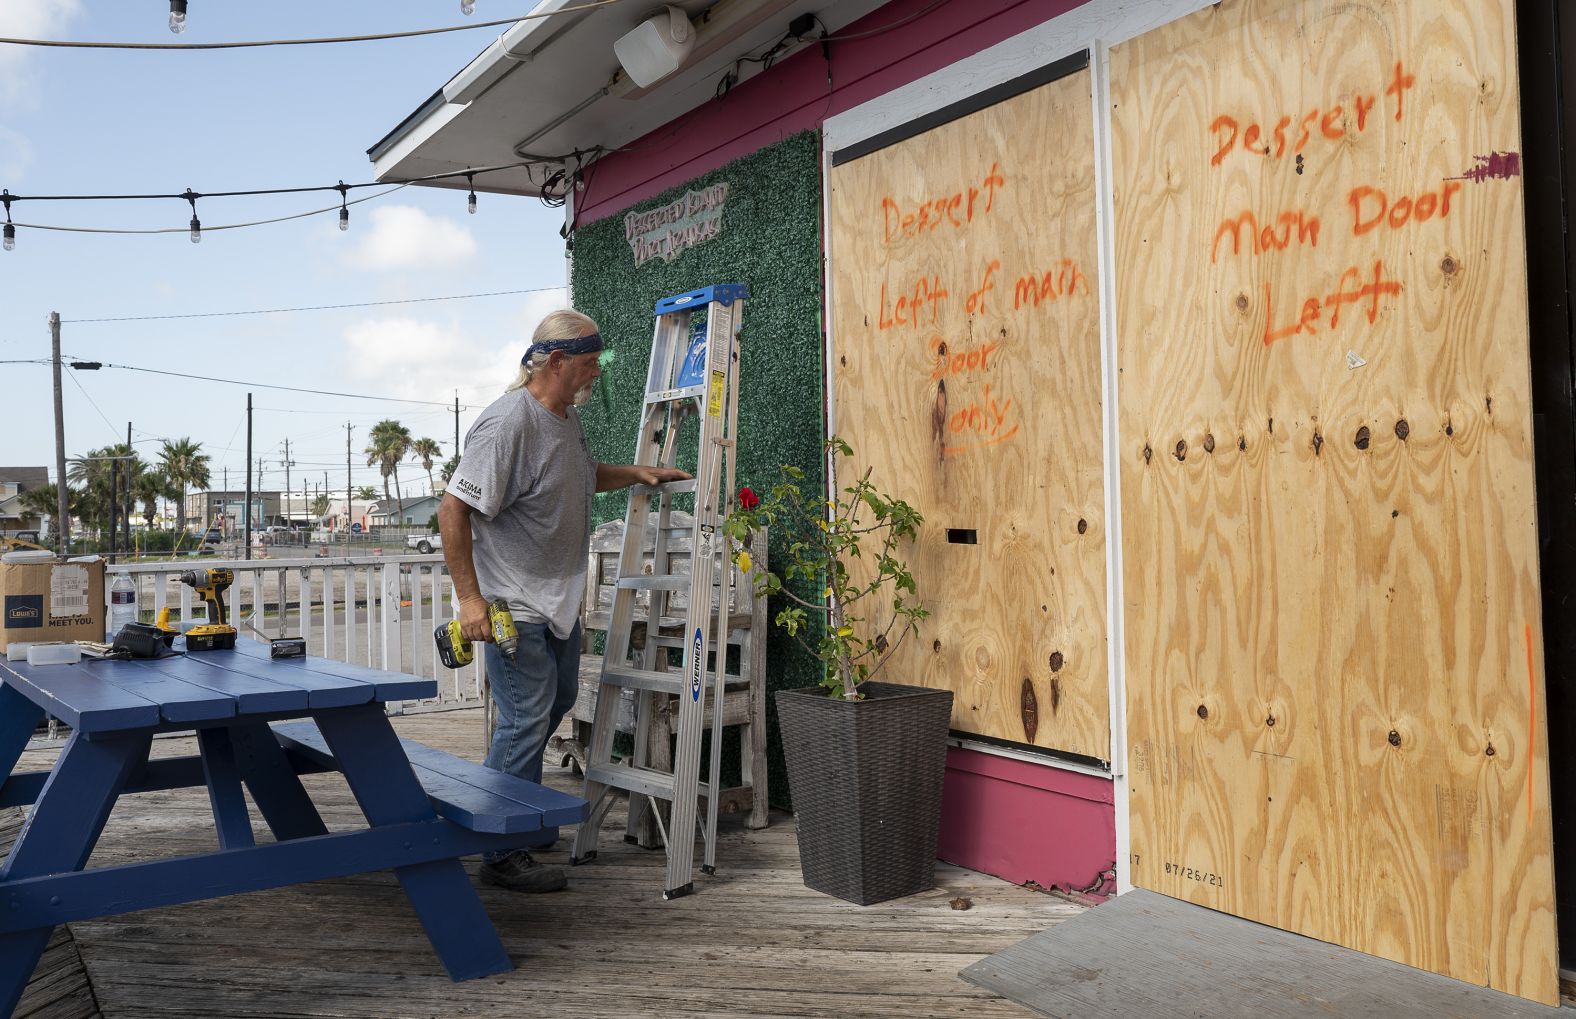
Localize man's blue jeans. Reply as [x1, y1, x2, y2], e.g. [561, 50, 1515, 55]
[483, 620, 580, 855]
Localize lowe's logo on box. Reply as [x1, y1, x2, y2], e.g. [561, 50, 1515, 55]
[5, 595, 44, 629]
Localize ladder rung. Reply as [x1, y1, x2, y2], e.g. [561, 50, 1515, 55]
[587, 763, 678, 801]
[646, 385, 706, 405]
[633, 478, 698, 495]
[616, 575, 693, 591]
[600, 666, 688, 695]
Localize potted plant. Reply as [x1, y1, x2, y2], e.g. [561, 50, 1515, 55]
[722, 437, 952, 905]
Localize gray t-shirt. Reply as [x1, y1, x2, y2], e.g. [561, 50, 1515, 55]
[447, 388, 597, 639]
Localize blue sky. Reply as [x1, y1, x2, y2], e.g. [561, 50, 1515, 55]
[0, 1, 570, 504]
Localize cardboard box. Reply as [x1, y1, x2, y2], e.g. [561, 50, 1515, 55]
[0, 558, 106, 650]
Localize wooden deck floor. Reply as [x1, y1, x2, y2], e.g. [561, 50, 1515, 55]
[15, 708, 1081, 1019]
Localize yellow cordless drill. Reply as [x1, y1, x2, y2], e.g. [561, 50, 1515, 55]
[180, 568, 238, 651]
[435, 598, 519, 669]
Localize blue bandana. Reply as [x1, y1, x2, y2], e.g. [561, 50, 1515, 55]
[523, 332, 604, 362]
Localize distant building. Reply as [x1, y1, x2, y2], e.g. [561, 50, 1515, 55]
[370, 495, 442, 528]
[184, 490, 281, 533]
[0, 466, 50, 534]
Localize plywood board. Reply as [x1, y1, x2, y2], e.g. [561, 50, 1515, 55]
[1110, 0, 1556, 1002]
[828, 67, 1110, 761]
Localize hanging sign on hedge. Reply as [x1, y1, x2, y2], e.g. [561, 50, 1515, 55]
[624, 183, 729, 266]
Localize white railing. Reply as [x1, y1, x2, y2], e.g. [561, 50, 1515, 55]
[115, 553, 486, 713]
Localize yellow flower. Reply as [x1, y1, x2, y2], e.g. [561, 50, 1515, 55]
[824, 587, 832, 598]
[836, 625, 854, 637]
[736, 551, 752, 573]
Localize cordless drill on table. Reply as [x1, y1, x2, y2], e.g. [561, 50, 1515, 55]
[435, 598, 518, 669]
[180, 568, 238, 651]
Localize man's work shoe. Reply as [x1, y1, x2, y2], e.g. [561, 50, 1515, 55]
[478, 850, 568, 893]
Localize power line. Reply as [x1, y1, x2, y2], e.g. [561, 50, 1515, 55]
[0, 358, 480, 408]
[0, 1, 628, 50]
[90, 361, 478, 408]
[64, 285, 565, 324]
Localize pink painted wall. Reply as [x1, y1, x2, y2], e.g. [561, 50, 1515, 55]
[939, 748, 1115, 895]
[575, 0, 1092, 226]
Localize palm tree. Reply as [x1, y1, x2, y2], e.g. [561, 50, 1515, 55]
[311, 493, 331, 518]
[354, 485, 378, 502]
[365, 419, 413, 524]
[411, 437, 443, 495]
[133, 469, 170, 531]
[159, 438, 211, 534]
[440, 454, 461, 484]
[67, 443, 142, 539]
[18, 483, 80, 536]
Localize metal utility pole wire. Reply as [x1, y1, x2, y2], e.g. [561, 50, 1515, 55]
[244, 394, 253, 562]
[49, 313, 68, 553]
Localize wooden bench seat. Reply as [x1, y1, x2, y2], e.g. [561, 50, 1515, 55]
[273, 721, 586, 836]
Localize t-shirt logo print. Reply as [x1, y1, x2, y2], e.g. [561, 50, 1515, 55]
[457, 478, 484, 498]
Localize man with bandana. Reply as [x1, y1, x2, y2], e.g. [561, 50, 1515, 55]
[438, 308, 689, 893]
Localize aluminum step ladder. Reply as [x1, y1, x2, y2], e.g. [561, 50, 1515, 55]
[570, 283, 747, 899]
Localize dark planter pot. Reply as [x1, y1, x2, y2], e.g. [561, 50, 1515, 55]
[775, 681, 954, 905]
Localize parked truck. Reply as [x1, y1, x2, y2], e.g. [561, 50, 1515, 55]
[406, 533, 443, 554]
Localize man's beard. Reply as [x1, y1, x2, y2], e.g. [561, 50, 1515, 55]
[572, 382, 595, 407]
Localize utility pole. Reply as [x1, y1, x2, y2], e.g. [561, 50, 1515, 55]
[49, 312, 68, 553]
[454, 392, 461, 455]
[244, 393, 253, 561]
[345, 422, 353, 555]
[124, 421, 132, 551]
[281, 438, 295, 527]
[222, 466, 228, 533]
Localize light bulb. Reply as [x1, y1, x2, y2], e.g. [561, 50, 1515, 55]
[169, 0, 188, 34]
[467, 190, 477, 214]
[189, 215, 201, 244]
[339, 207, 350, 231]
[2, 223, 13, 252]
[460, 0, 475, 14]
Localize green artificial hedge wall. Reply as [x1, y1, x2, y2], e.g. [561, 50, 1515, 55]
[571, 130, 826, 810]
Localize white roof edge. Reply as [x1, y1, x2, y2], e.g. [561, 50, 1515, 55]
[444, 0, 587, 105]
[372, 100, 468, 181]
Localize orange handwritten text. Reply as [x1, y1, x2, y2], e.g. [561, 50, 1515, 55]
[965, 260, 1001, 315]
[1013, 259, 1088, 308]
[882, 163, 1006, 243]
[1263, 260, 1403, 347]
[930, 337, 1000, 380]
[1348, 180, 1462, 236]
[1210, 61, 1415, 167]
[945, 383, 1020, 457]
[878, 275, 949, 331]
[1211, 209, 1319, 262]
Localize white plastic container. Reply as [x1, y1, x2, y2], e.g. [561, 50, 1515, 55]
[27, 643, 81, 666]
[107, 569, 137, 641]
[6, 643, 35, 662]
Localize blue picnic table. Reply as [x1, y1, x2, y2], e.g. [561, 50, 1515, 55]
[0, 639, 587, 1018]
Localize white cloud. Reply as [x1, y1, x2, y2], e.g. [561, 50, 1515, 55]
[340, 205, 476, 271]
[0, 0, 82, 107]
[341, 316, 518, 406]
[515, 287, 571, 338]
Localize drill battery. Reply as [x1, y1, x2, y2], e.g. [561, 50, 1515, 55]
[435, 599, 518, 669]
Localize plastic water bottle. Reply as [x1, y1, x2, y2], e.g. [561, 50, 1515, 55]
[107, 570, 137, 641]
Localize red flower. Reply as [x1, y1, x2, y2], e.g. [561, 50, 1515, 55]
[737, 487, 760, 510]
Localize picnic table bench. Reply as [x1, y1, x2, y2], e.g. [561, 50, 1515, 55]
[0, 639, 587, 1019]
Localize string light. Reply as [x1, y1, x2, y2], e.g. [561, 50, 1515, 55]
[182, 188, 201, 243]
[0, 158, 558, 245]
[168, 0, 188, 35]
